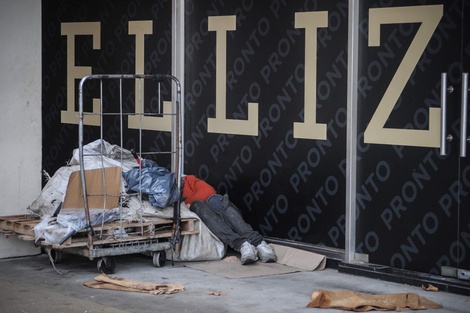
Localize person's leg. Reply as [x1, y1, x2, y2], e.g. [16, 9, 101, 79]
[190, 200, 258, 264]
[189, 200, 248, 251]
[206, 194, 276, 263]
[206, 194, 263, 245]
[224, 202, 265, 245]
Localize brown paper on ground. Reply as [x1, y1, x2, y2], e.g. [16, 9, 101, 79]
[306, 290, 443, 311]
[271, 244, 326, 271]
[63, 167, 121, 210]
[84, 274, 184, 295]
[421, 284, 439, 292]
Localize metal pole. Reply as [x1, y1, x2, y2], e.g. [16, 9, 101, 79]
[345, 0, 359, 264]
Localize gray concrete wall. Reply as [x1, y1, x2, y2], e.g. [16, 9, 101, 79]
[0, 0, 42, 257]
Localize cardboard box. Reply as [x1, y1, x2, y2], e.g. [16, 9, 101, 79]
[62, 167, 122, 210]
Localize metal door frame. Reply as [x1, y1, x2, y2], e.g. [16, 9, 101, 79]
[345, 0, 359, 264]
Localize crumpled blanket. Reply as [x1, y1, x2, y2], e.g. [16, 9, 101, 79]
[306, 290, 443, 311]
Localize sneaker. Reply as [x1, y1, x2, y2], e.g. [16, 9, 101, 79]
[256, 241, 277, 263]
[240, 241, 258, 265]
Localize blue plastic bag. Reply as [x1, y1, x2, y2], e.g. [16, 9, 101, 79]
[122, 159, 179, 208]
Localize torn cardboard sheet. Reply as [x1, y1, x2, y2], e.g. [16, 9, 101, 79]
[84, 274, 184, 295]
[63, 166, 122, 210]
[306, 290, 443, 311]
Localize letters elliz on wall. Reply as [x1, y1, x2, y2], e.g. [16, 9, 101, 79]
[62, 5, 444, 149]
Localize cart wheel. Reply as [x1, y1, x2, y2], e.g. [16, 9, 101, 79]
[152, 251, 166, 268]
[50, 250, 63, 263]
[97, 257, 116, 274]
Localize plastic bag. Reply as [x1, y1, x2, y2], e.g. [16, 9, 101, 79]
[33, 208, 121, 245]
[122, 159, 179, 208]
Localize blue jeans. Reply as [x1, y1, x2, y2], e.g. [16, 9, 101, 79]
[189, 194, 264, 251]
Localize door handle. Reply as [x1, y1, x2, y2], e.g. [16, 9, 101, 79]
[440, 73, 454, 156]
[460, 72, 469, 157]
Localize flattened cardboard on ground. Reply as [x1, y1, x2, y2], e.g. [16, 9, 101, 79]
[185, 259, 304, 278]
[271, 244, 326, 271]
[184, 245, 327, 279]
[62, 167, 121, 210]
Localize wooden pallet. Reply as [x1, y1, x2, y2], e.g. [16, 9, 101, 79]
[0, 214, 199, 248]
[58, 218, 198, 247]
[0, 215, 38, 237]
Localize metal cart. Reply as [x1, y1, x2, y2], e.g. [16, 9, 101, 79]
[0, 74, 195, 274]
[0, 74, 197, 274]
[73, 73, 186, 273]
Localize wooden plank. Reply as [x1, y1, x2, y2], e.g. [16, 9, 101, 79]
[18, 235, 35, 241]
[180, 218, 197, 232]
[0, 215, 37, 222]
[0, 215, 39, 237]
[12, 223, 36, 237]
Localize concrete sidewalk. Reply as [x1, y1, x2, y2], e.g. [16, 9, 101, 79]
[0, 253, 468, 313]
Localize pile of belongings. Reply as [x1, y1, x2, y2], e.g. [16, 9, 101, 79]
[28, 139, 225, 261]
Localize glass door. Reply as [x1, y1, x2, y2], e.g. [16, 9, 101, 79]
[355, 0, 468, 275]
[455, 0, 470, 277]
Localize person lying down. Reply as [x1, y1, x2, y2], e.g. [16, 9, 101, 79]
[182, 175, 277, 265]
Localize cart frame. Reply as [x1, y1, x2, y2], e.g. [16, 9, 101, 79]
[0, 74, 193, 273]
[76, 74, 183, 272]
